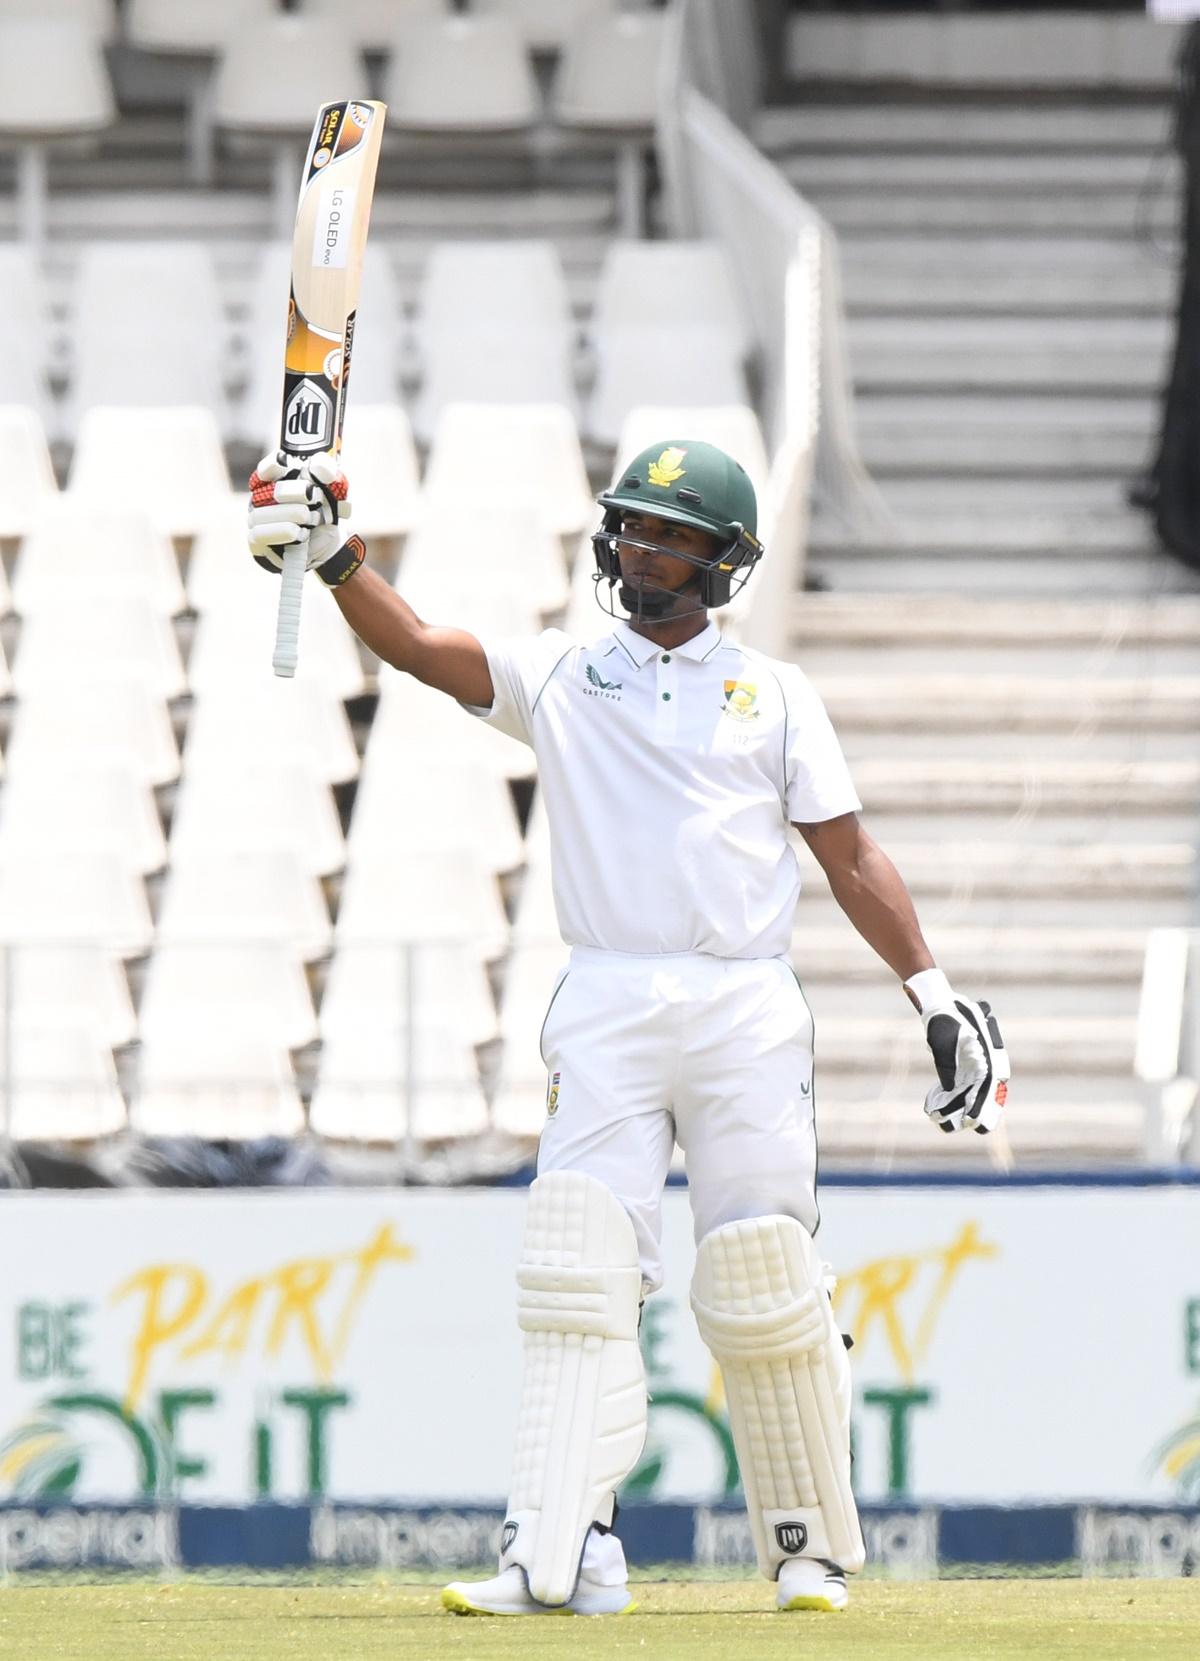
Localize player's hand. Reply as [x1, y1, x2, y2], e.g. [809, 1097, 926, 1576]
[248, 451, 350, 571]
[905, 969, 1010, 1135]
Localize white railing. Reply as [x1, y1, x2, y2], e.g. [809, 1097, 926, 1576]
[1135, 928, 1200, 1166]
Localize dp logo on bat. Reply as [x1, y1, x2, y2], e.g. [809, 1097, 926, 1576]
[284, 380, 333, 450]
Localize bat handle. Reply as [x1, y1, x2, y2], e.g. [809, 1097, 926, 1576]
[272, 544, 307, 678]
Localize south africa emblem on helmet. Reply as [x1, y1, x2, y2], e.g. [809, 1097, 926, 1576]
[647, 446, 687, 487]
[546, 1072, 561, 1116]
[722, 680, 759, 722]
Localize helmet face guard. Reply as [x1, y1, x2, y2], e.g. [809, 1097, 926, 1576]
[591, 511, 763, 623]
[591, 440, 765, 623]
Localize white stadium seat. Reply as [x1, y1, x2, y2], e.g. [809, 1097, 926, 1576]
[12, 598, 187, 700]
[0, 946, 137, 1050]
[12, 504, 186, 618]
[305, 0, 449, 55]
[349, 756, 525, 878]
[127, 0, 275, 53]
[133, 1032, 304, 1140]
[0, 0, 115, 39]
[5, 683, 180, 789]
[0, 249, 52, 421]
[397, 559, 546, 639]
[156, 850, 332, 962]
[237, 241, 404, 448]
[310, 1020, 488, 1143]
[0, 405, 57, 540]
[2, 1022, 126, 1142]
[139, 945, 318, 1052]
[593, 242, 753, 358]
[66, 243, 227, 434]
[186, 573, 366, 700]
[383, 16, 540, 134]
[336, 404, 422, 541]
[184, 680, 359, 788]
[322, 941, 498, 1050]
[0, 759, 167, 877]
[0, 851, 153, 957]
[336, 847, 510, 962]
[554, 8, 666, 130]
[372, 668, 536, 784]
[412, 240, 577, 438]
[69, 407, 231, 540]
[474, 0, 626, 53]
[214, 16, 368, 136]
[0, 20, 114, 243]
[399, 507, 570, 617]
[420, 404, 592, 536]
[168, 762, 346, 879]
[0, 636, 10, 699]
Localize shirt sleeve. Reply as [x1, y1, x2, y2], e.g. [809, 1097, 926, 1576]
[782, 666, 861, 824]
[460, 628, 575, 748]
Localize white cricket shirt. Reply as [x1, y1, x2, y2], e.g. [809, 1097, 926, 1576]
[467, 621, 860, 958]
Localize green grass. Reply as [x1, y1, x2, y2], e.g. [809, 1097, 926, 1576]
[2, 1578, 1198, 1661]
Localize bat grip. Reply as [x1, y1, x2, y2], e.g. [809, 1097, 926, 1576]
[272, 545, 307, 678]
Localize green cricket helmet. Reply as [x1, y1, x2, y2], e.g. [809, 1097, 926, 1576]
[592, 440, 764, 621]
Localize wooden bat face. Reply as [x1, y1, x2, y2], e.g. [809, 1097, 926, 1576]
[281, 99, 386, 459]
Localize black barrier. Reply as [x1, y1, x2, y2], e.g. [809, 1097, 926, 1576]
[1, 1502, 1199, 1577]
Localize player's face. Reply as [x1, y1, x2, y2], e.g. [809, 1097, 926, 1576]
[617, 511, 723, 595]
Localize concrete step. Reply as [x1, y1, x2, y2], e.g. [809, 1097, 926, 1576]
[816, 1089, 1144, 1160]
[848, 316, 1169, 393]
[786, 151, 1175, 193]
[757, 103, 1171, 156]
[855, 394, 1157, 474]
[806, 977, 1136, 1022]
[814, 674, 1200, 733]
[791, 924, 1149, 986]
[793, 592, 1200, 649]
[850, 758, 1200, 814]
[806, 186, 1164, 237]
[803, 549, 1199, 599]
[845, 810, 1199, 848]
[840, 239, 1176, 317]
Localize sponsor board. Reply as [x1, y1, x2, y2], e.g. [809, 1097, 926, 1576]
[1, 1188, 1197, 1510]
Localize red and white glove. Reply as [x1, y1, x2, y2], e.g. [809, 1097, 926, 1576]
[905, 968, 1010, 1136]
[247, 451, 365, 588]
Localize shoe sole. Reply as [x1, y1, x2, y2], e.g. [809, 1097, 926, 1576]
[441, 1587, 637, 1618]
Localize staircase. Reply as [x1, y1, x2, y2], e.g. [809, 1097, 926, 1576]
[758, 86, 1200, 1167]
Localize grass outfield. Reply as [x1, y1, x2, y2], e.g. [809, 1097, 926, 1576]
[2, 1579, 1198, 1661]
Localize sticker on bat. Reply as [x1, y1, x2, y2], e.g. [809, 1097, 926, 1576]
[284, 378, 334, 452]
[313, 181, 357, 271]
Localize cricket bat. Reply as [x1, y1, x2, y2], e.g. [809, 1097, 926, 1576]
[271, 98, 387, 678]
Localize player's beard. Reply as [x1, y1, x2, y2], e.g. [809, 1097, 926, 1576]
[617, 569, 704, 622]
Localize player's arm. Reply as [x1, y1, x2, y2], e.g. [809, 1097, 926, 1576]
[795, 811, 1010, 1135]
[793, 811, 933, 982]
[247, 452, 493, 707]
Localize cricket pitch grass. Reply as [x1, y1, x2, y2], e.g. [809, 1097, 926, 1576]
[2, 1577, 1198, 1661]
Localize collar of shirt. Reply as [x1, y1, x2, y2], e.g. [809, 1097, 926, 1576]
[612, 620, 724, 669]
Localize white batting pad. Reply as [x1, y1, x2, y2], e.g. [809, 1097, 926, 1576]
[503, 1171, 646, 1606]
[691, 1215, 866, 1577]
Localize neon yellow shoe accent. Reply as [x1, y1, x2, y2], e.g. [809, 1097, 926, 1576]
[440, 1585, 637, 1617]
[778, 1593, 844, 1613]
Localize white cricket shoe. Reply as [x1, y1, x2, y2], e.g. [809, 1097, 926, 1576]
[441, 1564, 635, 1617]
[776, 1557, 849, 1612]
[442, 1528, 635, 1617]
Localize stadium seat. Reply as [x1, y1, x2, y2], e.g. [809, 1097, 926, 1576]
[0, 0, 114, 39]
[412, 241, 577, 438]
[349, 756, 525, 878]
[3, 1022, 126, 1142]
[0, 549, 11, 618]
[0, 636, 9, 700]
[168, 762, 346, 879]
[12, 598, 187, 700]
[66, 243, 227, 435]
[186, 571, 366, 700]
[310, 1020, 488, 1143]
[382, 16, 540, 134]
[305, 0, 449, 54]
[139, 945, 319, 1052]
[612, 405, 770, 507]
[0, 19, 114, 245]
[0, 851, 154, 957]
[0, 946, 137, 1050]
[127, 0, 274, 52]
[372, 662, 536, 784]
[0, 406, 57, 540]
[183, 680, 359, 788]
[0, 248, 52, 420]
[11, 505, 186, 618]
[473, 0, 626, 54]
[399, 506, 570, 617]
[491, 940, 567, 1136]
[237, 241, 404, 448]
[420, 404, 593, 536]
[156, 849, 333, 962]
[133, 1032, 305, 1140]
[68, 407, 231, 540]
[0, 759, 167, 877]
[321, 941, 498, 1050]
[337, 404, 422, 541]
[5, 683, 180, 789]
[336, 848, 510, 962]
[586, 244, 751, 445]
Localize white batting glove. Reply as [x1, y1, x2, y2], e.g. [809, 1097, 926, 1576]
[247, 452, 364, 587]
[905, 968, 1010, 1136]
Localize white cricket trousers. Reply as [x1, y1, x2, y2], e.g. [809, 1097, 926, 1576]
[536, 947, 819, 1292]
